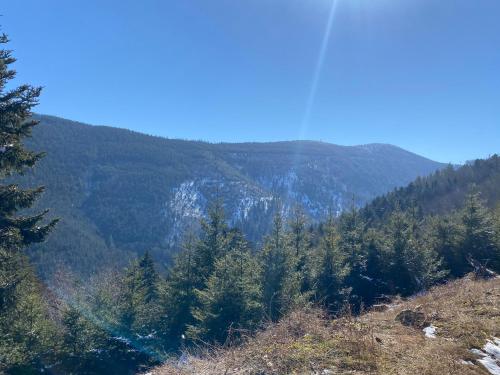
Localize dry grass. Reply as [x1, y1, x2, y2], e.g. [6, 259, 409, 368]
[151, 277, 500, 375]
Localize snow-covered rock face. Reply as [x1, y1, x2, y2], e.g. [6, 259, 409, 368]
[165, 180, 206, 245]
[470, 338, 500, 375]
[169, 180, 204, 220]
[233, 195, 274, 221]
[165, 179, 277, 245]
[255, 169, 348, 219]
[164, 167, 366, 245]
[168, 179, 274, 221]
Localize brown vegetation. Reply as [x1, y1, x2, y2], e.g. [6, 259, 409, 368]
[152, 276, 500, 374]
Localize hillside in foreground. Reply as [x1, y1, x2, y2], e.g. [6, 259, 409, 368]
[153, 276, 500, 375]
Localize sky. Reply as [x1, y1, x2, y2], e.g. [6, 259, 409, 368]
[2, 0, 499, 164]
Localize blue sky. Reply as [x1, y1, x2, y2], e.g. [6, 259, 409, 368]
[2, 0, 499, 163]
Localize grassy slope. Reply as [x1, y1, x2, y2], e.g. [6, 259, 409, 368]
[154, 277, 500, 375]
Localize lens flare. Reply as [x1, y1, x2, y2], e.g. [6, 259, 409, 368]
[299, 0, 339, 139]
[287, 0, 339, 208]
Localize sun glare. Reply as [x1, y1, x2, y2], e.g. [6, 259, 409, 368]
[299, 0, 339, 139]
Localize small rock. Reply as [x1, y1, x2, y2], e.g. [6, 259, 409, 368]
[395, 309, 426, 328]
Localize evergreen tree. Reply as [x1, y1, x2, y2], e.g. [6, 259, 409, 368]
[192, 200, 230, 283]
[0, 32, 57, 258]
[260, 212, 291, 321]
[494, 204, 500, 257]
[363, 229, 390, 304]
[460, 191, 499, 272]
[59, 305, 115, 375]
[384, 209, 443, 296]
[0, 265, 55, 373]
[314, 214, 348, 313]
[287, 206, 312, 295]
[0, 30, 57, 372]
[61, 307, 93, 360]
[119, 251, 161, 337]
[384, 209, 416, 295]
[162, 234, 198, 348]
[163, 202, 231, 344]
[426, 215, 461, 277]
[337, 206, 369, 310]
[189, 230, 262, 343]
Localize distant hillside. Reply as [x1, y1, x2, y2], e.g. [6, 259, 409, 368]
[362, 155, 500, 224]
[20, 115, 445, 278]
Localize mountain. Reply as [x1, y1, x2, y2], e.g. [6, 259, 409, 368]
[361, 155, 500, 225]
[20, 115, 445, 278]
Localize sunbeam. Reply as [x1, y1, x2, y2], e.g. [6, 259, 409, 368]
[287, 0, 340, 208]
[299, 0, 339, 139]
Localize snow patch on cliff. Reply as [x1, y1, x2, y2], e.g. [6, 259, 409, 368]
[169, 180, 204, 219]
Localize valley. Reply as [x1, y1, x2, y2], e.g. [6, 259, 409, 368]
[22, 114, 445, 278]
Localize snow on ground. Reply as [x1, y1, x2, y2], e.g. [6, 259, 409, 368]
[470, 338, 500, 375]
[423, 325, 437, 338]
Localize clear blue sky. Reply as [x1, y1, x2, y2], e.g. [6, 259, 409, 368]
[2, 0, 499, 163]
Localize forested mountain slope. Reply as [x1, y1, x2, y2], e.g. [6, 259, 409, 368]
[362, 155, 500, 224]
[20, 115, 444, 278]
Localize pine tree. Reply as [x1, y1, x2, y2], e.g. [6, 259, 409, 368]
[119, 251, 161, 337]
[192, 200, 230, 283]
[287, 206, 312, 295]
[164, 202, 232, 342]
[137, 252, 159, 305]
[426, 215, 461, 277]
[494, 204, 500, 260]
[189, 230, 262, 343]
[0, 265, 55, 373]
[0, 33, 57, 258]
[260, 212, 291, 321]
[384, 210, 415, 295]
[0, 30, 57, 372]
[60, 305, 110, 374]
[384, 209, 443, 296]
[162, 234, 198, 348]
[61, 307, 89, 359]
[337, 206, 368, 310]
[314, 214, 348, 313]
[363, 229, 389, 304]
[460, 190, 499, 272]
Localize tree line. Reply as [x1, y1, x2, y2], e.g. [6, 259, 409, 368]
[43, 188, 499, 373]
[111, 191, 500, 352]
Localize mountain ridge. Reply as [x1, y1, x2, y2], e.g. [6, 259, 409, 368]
[35, 114, 439, 159]
[21, 114, 445, 278]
